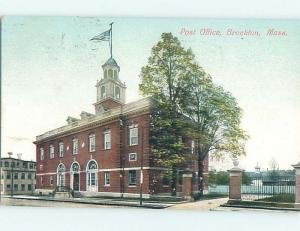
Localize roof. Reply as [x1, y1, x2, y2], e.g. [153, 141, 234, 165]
[35, 97, 152, 143]
[0, 157, 36, 163]
[102, 57, 120, 69]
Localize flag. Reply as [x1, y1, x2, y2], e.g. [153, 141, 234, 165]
[90, 29, 111, 41]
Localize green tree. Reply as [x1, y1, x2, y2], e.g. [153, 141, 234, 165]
[139, 33, 195, 195]
[140, 32, 248, 196]
[182, 63, 249, 194]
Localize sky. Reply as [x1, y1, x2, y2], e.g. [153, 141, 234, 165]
[1, 16, 300, 171]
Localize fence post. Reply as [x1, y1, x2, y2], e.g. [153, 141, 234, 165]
[292, 162, 300, 207]
[228, 158, 243, 201]
[182, 173, 193, 200]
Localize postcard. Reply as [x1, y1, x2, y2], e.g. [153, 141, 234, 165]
[1, 16, 299, 213]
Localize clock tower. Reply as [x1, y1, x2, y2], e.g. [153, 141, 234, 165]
[94, 57, 126, 115]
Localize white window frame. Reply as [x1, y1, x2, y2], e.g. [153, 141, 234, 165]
[129, 124, 138, 146]
[129, 153, 137, 161]
[49, 145, 54, 159]
[128, 170, 137, 186]
[104, 171, 110, 186]
[72, 138, 78, 155]
[89, 134, 96, 152]
[86, 160, 98, 192]
[104, 130, 111, 150]
[58, 142, 64, 157]
[39, 148, 44, 161]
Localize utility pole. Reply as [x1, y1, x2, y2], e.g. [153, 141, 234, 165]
[139, 126, 145, 206]
[11, 161, 14, 197]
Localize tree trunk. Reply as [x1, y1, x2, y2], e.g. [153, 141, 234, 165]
[198, 158, 204, 196]
[171, 166, 177, 196]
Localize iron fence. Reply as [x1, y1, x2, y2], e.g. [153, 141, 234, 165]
[241, 174, 295, 203]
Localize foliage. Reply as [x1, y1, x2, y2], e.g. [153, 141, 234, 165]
[139, 32, 248, 194]
[140, 33, 195, 169]
[207, 171, 229, 185]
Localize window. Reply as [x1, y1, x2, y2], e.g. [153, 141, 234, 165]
[21, 173, 25, 179]
[104, 172, 110, 186]
[72, 138, 78, 155]
[103, 129, 111, 150]
[49, 145, 54, 159]
[162, 175, 170, 186]
[57, 164, 66, 187]
[128, 170, 137, 186]
[113, 70, 118, 80]
[28, 173, 32, 180]
[115, 86, 120, 99]
[108, 69, 113, 78]
[58, 142, 64, 158]
[101, 86, 106, 98]
[39, 148, 44, 160]
[50, 176, 53, 186]
[7, 185, 11, 190]
[6, 173, 11, 179]
[191, 140, 195, 154]
[129, 125, 138, 146]
[39, 165, 44, 171]
[28, 184, 32, 191]
[21, 184, 25, 191]
[104, 69, 107, 78]
[5, 161, 9, 167]
[14, 184, 18, 191]
[40, 176, 43, 186]
[89, 134, 96, 152]
[14, 172, 18, 180]
[87, 160, 98, 191]
[129, 153, 137, 161]
[23, 162, 28, 168]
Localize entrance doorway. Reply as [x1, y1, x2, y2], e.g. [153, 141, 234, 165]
[73, 173, 80, 191]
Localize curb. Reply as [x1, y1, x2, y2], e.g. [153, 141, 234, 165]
[221, 204, 300, 212]
[3, 196, 171, 209]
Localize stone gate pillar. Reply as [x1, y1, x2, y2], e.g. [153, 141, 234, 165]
[182, 173, 193, 200]
[292, 162, 300, 207]
[228, 158, 243, 200]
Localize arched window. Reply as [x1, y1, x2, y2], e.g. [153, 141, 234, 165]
[86, 160, 98, 192]
[108, 69, 113, 78]
[113, 70, 118, 80]
[101, 86, 106, 98]
[71, 162, 80, 173]
[104, 69, 108, 78]
[115, 86, 120, 99]
[57, 163, 66, 188]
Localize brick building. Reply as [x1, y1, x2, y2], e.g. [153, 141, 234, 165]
[34, 57, 208, 198]
[0, 153, 36, 196]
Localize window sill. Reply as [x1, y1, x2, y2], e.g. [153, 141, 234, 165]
[102, 148, 111, 151]
[129, 144, 138, 147]
[104, 184, 110, 187]
[128, 185, 137, 187]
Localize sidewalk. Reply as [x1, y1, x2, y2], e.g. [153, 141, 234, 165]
[167, 197, 228, 211]
[0, 195, 178, 209]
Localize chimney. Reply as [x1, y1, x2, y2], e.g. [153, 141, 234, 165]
[17, 153, 22, 160]
[7, 152, 13, 158]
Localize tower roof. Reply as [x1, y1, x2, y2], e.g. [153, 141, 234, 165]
[102, 57, 120, 70]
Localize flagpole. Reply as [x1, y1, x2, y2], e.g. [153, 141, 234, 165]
[110, 22, 113, 58]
